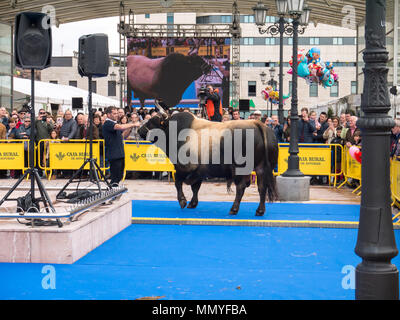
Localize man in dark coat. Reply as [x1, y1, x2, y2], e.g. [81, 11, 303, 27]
[269, 115, 284, 143]
[313, 112, 329, 143]
[298, 108, 316, 143]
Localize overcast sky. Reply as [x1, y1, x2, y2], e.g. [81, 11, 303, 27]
[51, 16, 120, 56]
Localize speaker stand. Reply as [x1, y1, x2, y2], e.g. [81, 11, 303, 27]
[0, 69, 62, 227]
[56, 76, 113, 201]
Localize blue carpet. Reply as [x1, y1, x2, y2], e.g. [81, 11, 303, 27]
[132, 200, 360, 222]
[1, 223, 399, 300]
[0, 201, 397, 300]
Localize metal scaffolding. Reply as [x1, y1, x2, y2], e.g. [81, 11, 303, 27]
[230, 0, 241, 109]
[117, 2, 241, 109]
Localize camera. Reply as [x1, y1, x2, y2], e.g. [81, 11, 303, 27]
[198, 86, 207, 106]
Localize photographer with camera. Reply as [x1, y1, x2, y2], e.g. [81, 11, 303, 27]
[298, 108, 316, 143]
[204, 84, 223, 122]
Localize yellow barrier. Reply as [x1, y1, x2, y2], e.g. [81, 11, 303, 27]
[38, 139, 106, 180]
[391, 158, 400, 207]
[337, 146, 362, 195]
[276, 143, 343, 186]
[123, 141, 175, 181]
[0, 139, 30, 173]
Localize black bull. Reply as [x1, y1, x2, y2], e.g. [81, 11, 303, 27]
[138, 112, 279, 216]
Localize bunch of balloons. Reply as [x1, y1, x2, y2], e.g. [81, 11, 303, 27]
[261, 85, 290, 105]
[288, 48, 339, 88]
[349, 146, 362, 164]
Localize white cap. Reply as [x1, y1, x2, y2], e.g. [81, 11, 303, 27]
[254, 110, 262, 115]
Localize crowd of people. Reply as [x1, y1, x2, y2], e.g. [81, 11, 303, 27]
[1, 102, 398, 185]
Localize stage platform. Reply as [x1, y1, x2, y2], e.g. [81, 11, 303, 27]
[0, 180, 131, 264]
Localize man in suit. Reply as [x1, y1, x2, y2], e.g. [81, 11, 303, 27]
[102, 106, 137, 186]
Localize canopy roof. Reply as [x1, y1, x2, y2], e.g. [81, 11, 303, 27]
[0, 1, 366, 28]
[13, 77, 119, 109]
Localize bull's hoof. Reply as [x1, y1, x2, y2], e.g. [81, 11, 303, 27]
[179, 199, 187, 209]
[255, 210, 265, 217]
[229, 209, 238, 215]
[187, 201, 198, 209]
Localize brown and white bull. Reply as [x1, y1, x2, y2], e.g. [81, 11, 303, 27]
[127, 53, 211, 108]
[138, 105, 279, 216]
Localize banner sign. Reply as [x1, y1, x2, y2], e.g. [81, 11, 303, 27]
[48, 141, 101, 170]
[277, 144, 333, 176]
[0, 141, 26, 170]
[125, 142, 174, 172]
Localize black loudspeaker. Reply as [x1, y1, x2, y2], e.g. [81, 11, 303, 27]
[78, 34, 109, 77]
[14, 12, 52, 70]
[72, 97, 83, 109]
[239, 99, 250, 111]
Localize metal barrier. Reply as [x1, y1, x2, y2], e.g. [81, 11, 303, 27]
[38, 139, 106, 180]
[276, 143, 344, 187]
[337, 146, 362, 195]
[391, 158, 400, 224]
[123, 140, 175, 181]
[0, 139, 31, 174]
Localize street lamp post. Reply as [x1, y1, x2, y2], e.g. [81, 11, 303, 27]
[253, 0, 309, 125]
[268, 66, 277, 116]
[283, 0, 304, 178]
[254, 0, 311, 201]
[354, 0, 399, 300]
[260, 68, 278, 117]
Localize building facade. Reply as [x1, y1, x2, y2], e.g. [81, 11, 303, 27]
[0, 22, 13, 110]
[36, 8, 400, 117]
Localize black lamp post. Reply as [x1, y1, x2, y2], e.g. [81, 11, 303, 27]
[253, 0, 309, 125]
[268, 66, 277, 116]
[355, 0, 399, 300]
[284, 0, 308, 177]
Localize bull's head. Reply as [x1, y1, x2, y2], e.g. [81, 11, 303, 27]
[157, 53, 212, 107]
[137, 101, 169, 140]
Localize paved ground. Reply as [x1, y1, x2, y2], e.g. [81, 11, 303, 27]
[0, 178, 361, 207]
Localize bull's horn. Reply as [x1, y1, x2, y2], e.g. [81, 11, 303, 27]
[155, 100, 168, 117]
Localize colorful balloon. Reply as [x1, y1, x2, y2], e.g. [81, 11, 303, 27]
[288, 48, 339, 88]
[261, 86, 290, 105]
[349, 146, 362, 164]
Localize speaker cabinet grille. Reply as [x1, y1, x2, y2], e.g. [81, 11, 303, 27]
[78, 34, 109, 78]
[14, 12, 52, 70]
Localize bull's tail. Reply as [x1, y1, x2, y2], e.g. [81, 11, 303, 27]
[255, 122, 278, 202]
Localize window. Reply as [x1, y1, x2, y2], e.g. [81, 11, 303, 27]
[265, 16, 276, 23]
[333, 37, 343, 45]
[108, 81, 117, 96]
[243, 37, 254, 45]
[330, 82, 339, 97]
[167, 13, 174, 24]
[287, 37, 293, 45]
[310, 37, 320, 45]
[309, 83, 318, 97]
[351, 81, 357, 94]
[243, 15, 255, 23]
[92, 81, 97, 93]
[242, 62, 254, 67]
[49, 80, 58, 84]
[265, 38, 276, 45]
[221, 15, 232, 23]
[145, 13, 150, 19]
[69, 80, 77, 87]
[248, 81, 257, 97]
